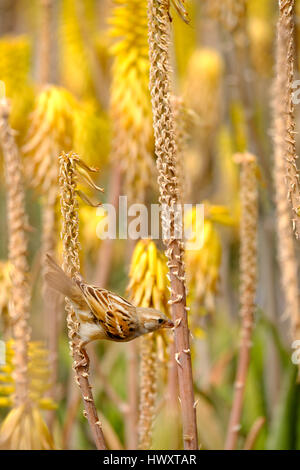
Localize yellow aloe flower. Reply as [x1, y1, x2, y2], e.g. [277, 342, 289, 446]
[185, 205, 233, 314]
[127, 239, 171, 362]
[0, 340, 56, 411]
[0, 404, 54, 450]
[0, 36, 34, 135]
[172, 0, 196, 79]
[23, 85, 107, 194]
[109, 0, 154, 203]
[59, 0, 98, 99]
[248, 18, 273, 77]
[79, 205, 107, 257]
[73, 99, 110, 167]
[184, 48, 224, 132]
[22, 85, 76, 194]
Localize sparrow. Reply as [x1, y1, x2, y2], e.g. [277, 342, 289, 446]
[45, 254, 174, 348]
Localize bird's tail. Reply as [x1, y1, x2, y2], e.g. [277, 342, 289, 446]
[44, 254, 83, 304]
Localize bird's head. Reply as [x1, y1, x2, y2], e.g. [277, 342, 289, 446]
[137, 307, 174, 334]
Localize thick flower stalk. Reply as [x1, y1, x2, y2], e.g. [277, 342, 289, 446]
[278, 0, 300, 238]
[0, 98, 54, 450]
[109, 0, 154, 204]
[59, 152, 106, 450]
[272, 0, 300, 351]
[225, 152, 258, 450]
[147, 0, 198, 449]
[127, 240, 170, 449]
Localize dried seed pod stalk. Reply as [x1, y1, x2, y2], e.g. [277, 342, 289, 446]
[138, 334, 156, 450]
[147, 0, 198, 449]
[59, 152, 106, 450]
[278, 0, 300, 238]
[225, 152, 258, 450]
[272, 1, 300, 351]
[0, 98, 54, 450]
[0, 98, 31, 407]
[128, 240, 170, 449]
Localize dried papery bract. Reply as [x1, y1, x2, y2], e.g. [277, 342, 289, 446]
[147, 0, 198, 450]
[225, 152, 258, 450]
[272, 0, 300, 362]
[278, 0, 300, 238]
[59, 152, 106, 450]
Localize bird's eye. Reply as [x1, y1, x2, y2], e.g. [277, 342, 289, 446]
[158, 319, 164, 324]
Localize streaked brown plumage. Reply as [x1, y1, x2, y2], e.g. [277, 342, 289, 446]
[45, 254, 173, 346]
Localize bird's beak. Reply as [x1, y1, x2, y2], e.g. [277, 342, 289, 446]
[165, 318, 174, 328]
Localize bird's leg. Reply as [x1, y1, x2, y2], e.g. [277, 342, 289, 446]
[75, 340, 90, 369]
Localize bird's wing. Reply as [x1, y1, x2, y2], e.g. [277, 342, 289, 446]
[78, 283, 137, 340]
